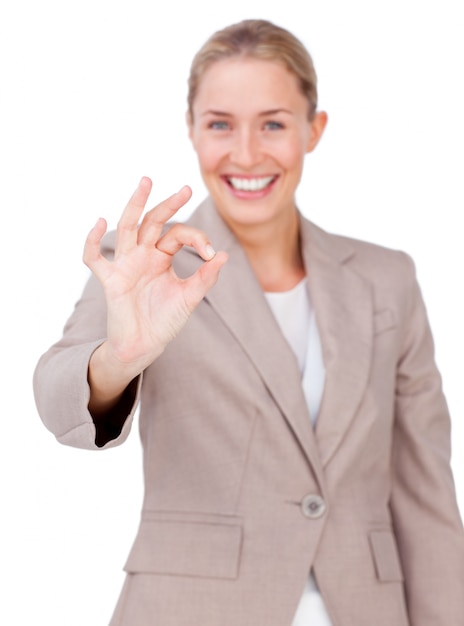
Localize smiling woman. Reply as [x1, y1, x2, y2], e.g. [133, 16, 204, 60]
[187, 58, 327, 268]
[186, 24, 327, 293]
[33, 18, 464, 626]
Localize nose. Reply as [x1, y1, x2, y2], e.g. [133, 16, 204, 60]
[230, 128, 262, 168]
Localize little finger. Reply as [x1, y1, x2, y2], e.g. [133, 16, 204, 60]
[83, 217, 111, 280]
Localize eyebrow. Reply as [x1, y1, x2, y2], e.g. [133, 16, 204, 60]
[201, 108, 293, 117]
[259, 108, 293, 116]
[201, 110, 232, 117]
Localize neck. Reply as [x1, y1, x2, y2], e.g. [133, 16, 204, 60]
[224, 209, 305, 292]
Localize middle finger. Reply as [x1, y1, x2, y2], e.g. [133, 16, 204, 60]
[137, 185, 192, 247]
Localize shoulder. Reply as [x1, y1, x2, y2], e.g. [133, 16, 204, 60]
[302, 216, 417, 288]
[340, 232, 414, 280]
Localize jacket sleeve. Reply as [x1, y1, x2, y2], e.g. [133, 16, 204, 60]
[390, 253, 464, 625]
[33, 235, 142, 450]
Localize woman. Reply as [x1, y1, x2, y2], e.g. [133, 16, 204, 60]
[33, 19, 464, 626]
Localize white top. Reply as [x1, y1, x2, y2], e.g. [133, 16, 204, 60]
[264, 278, 333, 626]
[264, 278, 325, 425]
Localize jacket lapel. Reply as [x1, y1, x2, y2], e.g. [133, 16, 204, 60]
[180, 199, 325, 487]
[300, 219, 374, 467]
[179, 198, 374, 477]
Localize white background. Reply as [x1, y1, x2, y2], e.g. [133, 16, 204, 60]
[1, 0, 463, 624]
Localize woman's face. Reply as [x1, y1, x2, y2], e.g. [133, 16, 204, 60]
[188, 57, 327, 231]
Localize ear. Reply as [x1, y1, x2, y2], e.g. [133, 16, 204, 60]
[306, 111, 328, 153]
[186, 111, 195, 144]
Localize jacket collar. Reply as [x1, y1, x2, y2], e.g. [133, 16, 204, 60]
[300, 218, 373, 466]
[180, 197, 373, 477]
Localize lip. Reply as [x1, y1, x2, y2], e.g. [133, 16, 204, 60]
[221, 174, 279, 199]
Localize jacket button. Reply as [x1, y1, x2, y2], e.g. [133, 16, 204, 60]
[301, 494, 326, 519]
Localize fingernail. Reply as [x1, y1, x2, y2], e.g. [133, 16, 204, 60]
[205, 244, 216, 260]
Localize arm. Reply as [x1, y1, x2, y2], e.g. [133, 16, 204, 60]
[390, 255, 464, 625]
[33, 178, 227, 449]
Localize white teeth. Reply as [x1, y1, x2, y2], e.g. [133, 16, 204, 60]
[228, 176, 275, 191]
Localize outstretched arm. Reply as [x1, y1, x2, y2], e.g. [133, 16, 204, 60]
[34, 177, 227, 448]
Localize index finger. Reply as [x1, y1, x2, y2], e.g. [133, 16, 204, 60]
[116, 176, 153, 254]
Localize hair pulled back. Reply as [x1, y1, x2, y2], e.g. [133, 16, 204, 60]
[187, 19, 318, 121]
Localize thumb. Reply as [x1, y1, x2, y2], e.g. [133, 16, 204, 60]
[182, 251, 228, 311]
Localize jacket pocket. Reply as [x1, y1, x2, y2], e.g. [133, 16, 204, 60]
[124, 512, 242, 580]
[369, 530, 404, 582]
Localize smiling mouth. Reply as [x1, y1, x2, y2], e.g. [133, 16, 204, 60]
[225, 175, 277, 192]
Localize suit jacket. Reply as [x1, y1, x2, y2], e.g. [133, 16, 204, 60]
[33, 198, 464, 626]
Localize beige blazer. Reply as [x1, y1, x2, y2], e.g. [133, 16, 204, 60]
[34, 198, 464, 626]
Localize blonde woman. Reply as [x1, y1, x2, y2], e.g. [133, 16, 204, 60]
[34, 19, 464, 626]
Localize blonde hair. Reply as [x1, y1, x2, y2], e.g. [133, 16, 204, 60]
[187, 19, 319, 121]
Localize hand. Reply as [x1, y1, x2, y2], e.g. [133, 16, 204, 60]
[84, 177, 228, 379]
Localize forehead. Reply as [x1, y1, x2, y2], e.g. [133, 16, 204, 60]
[192, 57, 306, 115]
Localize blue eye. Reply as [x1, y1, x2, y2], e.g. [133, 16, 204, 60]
[209, 120, 230, 130]
[264, 121, 284, 130]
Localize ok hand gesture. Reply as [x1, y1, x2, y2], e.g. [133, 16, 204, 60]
[84, 177, 227, 415]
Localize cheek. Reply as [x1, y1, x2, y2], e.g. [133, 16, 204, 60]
[196, 144, 225, 175]
[277, 141, 307, 172]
